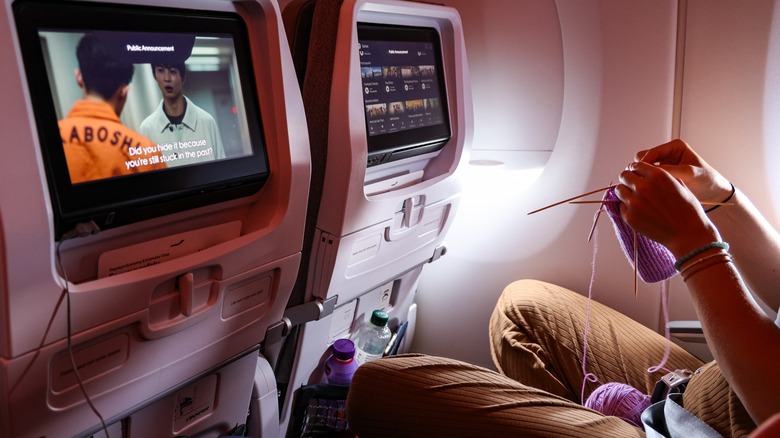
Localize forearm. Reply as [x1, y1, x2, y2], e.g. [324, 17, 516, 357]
[626, 141, 780, 424]
[682, 258, 780, 424]
[707, 188, 780, 310]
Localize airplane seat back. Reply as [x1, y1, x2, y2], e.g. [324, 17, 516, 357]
[282, 0, 317, 89]
[273, 0, 472, 435]
[0, 0, 310, 436]
[280, 0, 340, 311]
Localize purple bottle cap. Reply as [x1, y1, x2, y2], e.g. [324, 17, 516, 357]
[331, 338, 356, 361]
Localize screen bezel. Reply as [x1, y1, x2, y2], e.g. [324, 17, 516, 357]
[13, 0, 270, 239]
[356, 22, 452, 166]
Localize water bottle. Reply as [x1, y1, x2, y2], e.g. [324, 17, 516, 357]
[324, 338, 359, 385]
[351, 309, 392, 365]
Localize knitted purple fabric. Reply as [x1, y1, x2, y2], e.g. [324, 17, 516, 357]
[603, 188, 677, 283]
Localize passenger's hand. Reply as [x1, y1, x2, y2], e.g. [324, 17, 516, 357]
[634, 139, 732, 204]
[614, 161, 720, 258]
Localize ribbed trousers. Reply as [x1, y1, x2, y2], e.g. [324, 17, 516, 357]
[346, 279, 756, 437]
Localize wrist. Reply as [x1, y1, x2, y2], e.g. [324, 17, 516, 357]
[674, 241, 730, 271]
[704, 182, 735, 213]
[667, 225, 721, 260]
[680, 250, 732, 281]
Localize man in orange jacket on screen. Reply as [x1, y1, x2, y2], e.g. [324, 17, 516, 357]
[59, 33, 166, 184]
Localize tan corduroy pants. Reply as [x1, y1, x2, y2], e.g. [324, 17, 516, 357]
[346, 279, 756, 437]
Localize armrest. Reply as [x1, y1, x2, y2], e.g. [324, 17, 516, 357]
[668, 320, 712, 362]
[668, 320, 704, 337]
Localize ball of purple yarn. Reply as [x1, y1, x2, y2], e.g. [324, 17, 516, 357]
[603, 187, 677, 283]
[584, 382, 652, 427]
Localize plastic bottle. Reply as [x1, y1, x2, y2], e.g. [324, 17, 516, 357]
[351, 309, 392, 365]
[324, 338, 359, 385]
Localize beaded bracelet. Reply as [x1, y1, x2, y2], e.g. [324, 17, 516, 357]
[674, 241, 730, 271]
[704, 182, 735, 213]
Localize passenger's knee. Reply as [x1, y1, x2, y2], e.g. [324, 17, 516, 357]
[498, 279, 582, 315]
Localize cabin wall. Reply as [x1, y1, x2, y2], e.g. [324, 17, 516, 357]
[415, 0, 780, 369]
[411, 0, 679, 369]
[670, 0, 780, 329]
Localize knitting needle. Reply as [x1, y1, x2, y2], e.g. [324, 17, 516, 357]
[586, 181, 612, 243]
[587, 207, 603, 243]
[569, 200, 619, 205]
[700, 201, 734, 206]
[568, 200, 733, 206]
[527, 185, 615, 215]
[633, 230, 638, 297]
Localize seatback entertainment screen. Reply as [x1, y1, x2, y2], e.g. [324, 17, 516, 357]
[357, 23, 451, 167]
[13, 1, 269, 238]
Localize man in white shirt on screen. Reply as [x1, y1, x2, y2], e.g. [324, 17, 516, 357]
[139, 61, 226, 167]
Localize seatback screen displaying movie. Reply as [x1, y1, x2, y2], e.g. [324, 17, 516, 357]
[357, 23, 451, 167]
[13, 1, 269, 239]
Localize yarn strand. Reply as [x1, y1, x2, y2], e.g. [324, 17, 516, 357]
[580, 200, 668, 426]
[581, 213, 601, 403]
[647, 279, 672, 374]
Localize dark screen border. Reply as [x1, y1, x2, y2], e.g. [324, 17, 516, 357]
[13, 0, 269, 238]
[357, 22, 451, 164]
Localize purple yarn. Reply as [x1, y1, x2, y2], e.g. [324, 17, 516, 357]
[603, 187, 677, 283]
[585, 382, 652, 427]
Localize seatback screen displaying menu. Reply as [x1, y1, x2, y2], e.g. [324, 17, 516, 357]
[357, 23, 451, 166]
